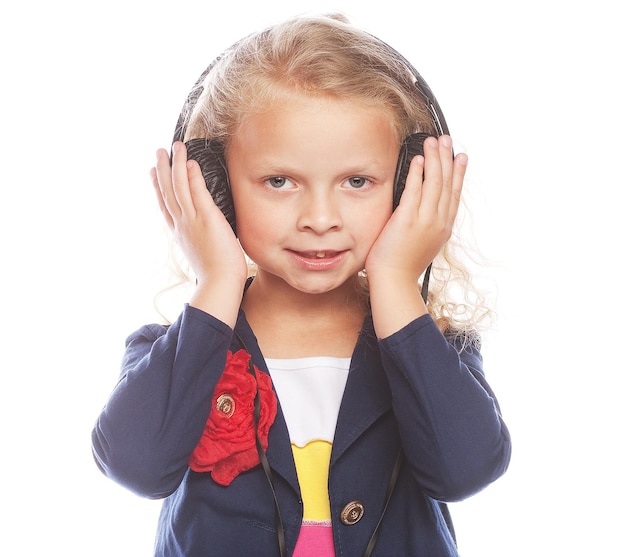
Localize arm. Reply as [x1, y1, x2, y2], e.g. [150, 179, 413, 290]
[379, 315, 511, 502]
[367, 138, 509, 499]
[93, 143, 249, 496]
[91, 306, 234, 498]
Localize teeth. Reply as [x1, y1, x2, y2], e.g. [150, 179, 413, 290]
[298, 251, 334, 258]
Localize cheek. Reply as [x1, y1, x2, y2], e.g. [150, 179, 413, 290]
[234, 213, 262, 255]
[354, 201, 392, 245]
[233, 199, 279, 259]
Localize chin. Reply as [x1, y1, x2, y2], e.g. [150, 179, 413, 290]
[290, 274, 361, 296]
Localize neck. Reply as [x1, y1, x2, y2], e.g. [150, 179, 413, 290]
[244, 269, 365, 313]
[241, 270, 367, 358]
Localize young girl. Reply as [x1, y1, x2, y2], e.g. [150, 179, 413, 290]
[92, 13, 511, 557]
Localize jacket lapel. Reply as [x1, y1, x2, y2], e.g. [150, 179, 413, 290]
[234, 310, 300, 494]
[331, 316, 392, 462]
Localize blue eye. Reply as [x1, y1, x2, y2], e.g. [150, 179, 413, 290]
[266, 176, 293, 189]
[346, 176, 370, 189]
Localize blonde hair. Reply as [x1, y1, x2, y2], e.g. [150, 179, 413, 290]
[182, 13, 436, 145]
[169, 13, 492, 337]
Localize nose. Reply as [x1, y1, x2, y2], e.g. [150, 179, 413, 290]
[296, 188, 343, 234]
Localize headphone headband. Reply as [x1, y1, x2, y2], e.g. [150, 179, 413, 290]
[372, 36, 450, 138]
[173, 35, 450, 146]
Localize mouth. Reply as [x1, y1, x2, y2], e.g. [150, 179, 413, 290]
[288, 249, 347, 270]
[298, 251, 340, 259]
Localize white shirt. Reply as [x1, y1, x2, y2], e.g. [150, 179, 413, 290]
[265, 357, 350, 447]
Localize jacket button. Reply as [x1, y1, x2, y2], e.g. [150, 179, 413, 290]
[215, 394, 235, 417]
[340, 501, 365, 525]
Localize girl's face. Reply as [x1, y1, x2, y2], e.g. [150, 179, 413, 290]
[227, 92, 399, 297]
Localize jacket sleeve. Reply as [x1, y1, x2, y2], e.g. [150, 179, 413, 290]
[91, 305, 233, 498]
[378, 314, 511, 502]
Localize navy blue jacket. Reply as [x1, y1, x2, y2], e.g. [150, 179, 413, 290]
[92, 304, 511, 556]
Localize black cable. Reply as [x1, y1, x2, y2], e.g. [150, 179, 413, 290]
[249, 361, 287, 557]
[421, 263, 432, 303]
[234, 332, 287, 557]
[362, 450, 404, 557]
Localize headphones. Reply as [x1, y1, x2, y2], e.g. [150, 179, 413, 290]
[174, 32, 452, 557]
[171, 38, 449, 302]
[171, 36, 451, 232]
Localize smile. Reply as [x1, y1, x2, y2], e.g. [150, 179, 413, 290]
[301, 251, 339, 259]
[289, 250, 347, 271]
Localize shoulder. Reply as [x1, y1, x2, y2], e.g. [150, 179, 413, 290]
[125, 323, 169, 346]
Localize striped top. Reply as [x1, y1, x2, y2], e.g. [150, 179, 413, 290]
[266, 357, 351, 557]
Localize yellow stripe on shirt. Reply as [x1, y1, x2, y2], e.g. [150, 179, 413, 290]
[291, 440, 332, 521]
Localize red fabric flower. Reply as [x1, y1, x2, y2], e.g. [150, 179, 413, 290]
[189, 349, 277, 486]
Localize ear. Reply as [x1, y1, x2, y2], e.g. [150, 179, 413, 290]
[184, 139, 237, 234]
[392, 132, 432, 209]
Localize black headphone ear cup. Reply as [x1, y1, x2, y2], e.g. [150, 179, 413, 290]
[392, 133, 431, 209]
[184, 139, 237, 234]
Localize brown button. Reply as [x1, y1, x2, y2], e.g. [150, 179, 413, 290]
[340, 501, 364, 525]
[215, 394, 235, 417]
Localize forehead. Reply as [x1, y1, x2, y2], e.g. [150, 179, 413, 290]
[227, 91, 400, 174]
[230, 86, 402, 146]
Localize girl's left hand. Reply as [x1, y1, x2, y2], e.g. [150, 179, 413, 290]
[365, 134, 467, 294]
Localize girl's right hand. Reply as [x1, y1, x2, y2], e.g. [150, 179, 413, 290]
[151, 141, 248, 325]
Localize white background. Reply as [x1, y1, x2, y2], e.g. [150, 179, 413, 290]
[1, 0, 624, 555]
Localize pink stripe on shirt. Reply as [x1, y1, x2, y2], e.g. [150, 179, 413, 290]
[293, 521, 334, 557]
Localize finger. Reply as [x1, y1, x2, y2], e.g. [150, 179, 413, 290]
[186, 158, 215, 215]
[448, 152, 468, 221]
[170, 141, 195, 217]
[397, 153, 425, 210]
[153, 147, 181, 221]
[436, 135, 455, 214]
[150, 166, 174, 230]
[419, 136, 444, 213]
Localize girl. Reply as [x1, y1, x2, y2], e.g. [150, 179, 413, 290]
[92, 13, 511, 557]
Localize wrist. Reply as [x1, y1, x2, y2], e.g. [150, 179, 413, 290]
[368, 273, 428, 339]
[190, 276, 247, 329]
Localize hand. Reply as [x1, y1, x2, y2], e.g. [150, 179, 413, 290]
[365, 135, 467, 336]
[365, 135, 467, 283]
[151, 142, 248, 323]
